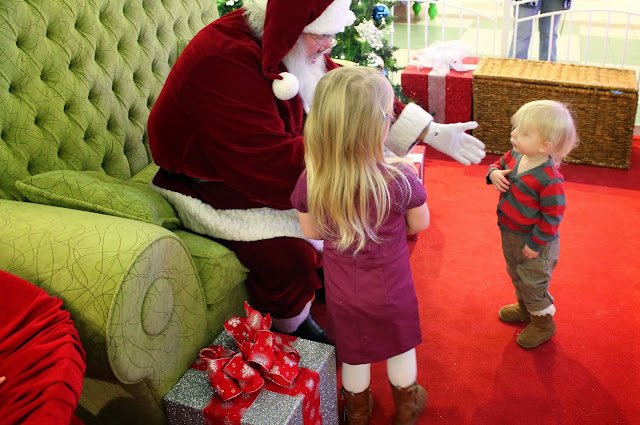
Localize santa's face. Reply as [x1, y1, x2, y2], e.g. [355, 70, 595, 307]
[300, 33, 335, 64]
[283, 36, 329, 112]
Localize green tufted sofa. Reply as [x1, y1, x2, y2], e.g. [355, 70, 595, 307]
[0, 0, 249, 423]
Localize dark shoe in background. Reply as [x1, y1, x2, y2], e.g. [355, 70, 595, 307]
[291, 314, 330, 345]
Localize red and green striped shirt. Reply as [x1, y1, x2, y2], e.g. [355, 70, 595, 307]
[486, 151, 566, 252]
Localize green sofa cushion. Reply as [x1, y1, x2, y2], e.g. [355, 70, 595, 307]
[172, 229, 249, 339]
[16, 167, 180, 228]
[0, 200, 208, 397]
[172, 230, 248, 305]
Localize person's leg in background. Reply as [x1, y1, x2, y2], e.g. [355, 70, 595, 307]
[538, 0, 565, 61]
[510, 2, 539, 59]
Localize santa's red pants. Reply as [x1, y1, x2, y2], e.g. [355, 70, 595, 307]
[218, 237, 323, 319]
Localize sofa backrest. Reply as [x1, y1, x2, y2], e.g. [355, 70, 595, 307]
[0, 0, 219, 200]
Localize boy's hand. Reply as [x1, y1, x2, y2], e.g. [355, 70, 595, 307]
[489, 169, 511, 192]
[522, 244, 539, 259]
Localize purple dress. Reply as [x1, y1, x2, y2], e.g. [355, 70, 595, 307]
[291, 165, 427, 364]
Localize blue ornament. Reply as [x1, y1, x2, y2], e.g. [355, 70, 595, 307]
[372, 4, 391, 20]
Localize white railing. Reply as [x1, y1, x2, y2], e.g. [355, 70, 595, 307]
[508, 2, 640, 78]
[390, 0, 640, 128]
[392, 0, 503, 61]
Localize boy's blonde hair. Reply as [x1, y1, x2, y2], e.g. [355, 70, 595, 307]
[511, 100, 579, 166]
[304, 66, 408, 253]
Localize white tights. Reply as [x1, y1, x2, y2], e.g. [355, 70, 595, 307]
[341, 349, 417, 393]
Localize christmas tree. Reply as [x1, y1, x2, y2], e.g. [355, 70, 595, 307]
[330, 2, 398, 72]
[216, 0, 243, 17]
[216, 1, 407, 100]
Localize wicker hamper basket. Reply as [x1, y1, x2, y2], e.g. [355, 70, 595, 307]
[472, 58, 638, 169]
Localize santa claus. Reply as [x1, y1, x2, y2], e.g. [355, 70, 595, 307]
[148, 0, 485, 343]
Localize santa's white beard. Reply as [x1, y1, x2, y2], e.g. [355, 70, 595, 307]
[282, 40, 327, 113]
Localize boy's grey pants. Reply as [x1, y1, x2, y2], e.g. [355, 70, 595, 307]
[501, 229, 559, 312]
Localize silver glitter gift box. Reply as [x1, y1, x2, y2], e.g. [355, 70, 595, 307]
[163, 331, 338, 425]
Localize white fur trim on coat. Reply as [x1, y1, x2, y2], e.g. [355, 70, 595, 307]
[386, 103, 433, 156]
[244, 0, 267, 38]
[152, 184, 307, 242]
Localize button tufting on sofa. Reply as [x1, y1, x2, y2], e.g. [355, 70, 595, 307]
[0, 2, 248, 422]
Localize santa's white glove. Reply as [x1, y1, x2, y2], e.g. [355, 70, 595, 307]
[424, 121, 486, 165]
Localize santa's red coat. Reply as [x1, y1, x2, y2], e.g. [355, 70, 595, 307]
[146, 7, 426, 318]
[148, 9, 415, 214]
[149, 9, 339, 210]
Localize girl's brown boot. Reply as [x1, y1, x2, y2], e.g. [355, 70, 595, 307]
[340, 387, 373, 425]
[390, 382, 427, 425]
[499, 299, 531, 322]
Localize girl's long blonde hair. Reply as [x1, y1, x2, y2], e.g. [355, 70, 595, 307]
[304, 66, 409, 253]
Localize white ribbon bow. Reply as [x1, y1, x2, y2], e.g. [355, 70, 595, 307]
[409, 40, 478, 75]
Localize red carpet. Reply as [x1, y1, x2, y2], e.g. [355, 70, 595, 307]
[315, 137, 640, 425]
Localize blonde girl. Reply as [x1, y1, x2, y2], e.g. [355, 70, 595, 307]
[290, 66, 430, 425]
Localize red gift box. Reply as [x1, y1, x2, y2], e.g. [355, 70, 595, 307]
[401, 57, 480, 124]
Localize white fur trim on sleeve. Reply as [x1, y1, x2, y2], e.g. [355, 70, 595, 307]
[386, 103, 433, 156]
[151, 183, 308, 242]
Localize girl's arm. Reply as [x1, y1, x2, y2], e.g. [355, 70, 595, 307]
[405, 203, 430, 235]
[298, 212, 324, 240]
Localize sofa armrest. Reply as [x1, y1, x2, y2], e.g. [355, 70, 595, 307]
[0, 200, 209, 398]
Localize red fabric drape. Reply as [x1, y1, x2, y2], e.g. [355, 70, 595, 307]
[0, 270, 86, 425]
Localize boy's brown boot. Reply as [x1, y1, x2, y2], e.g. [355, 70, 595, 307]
[499, 299, 531, 322]
[340, 387, 373, 425]
[390, 382, 427, 425]
[517, 314, 556, 349]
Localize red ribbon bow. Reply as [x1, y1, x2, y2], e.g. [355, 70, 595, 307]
[198, 302, 300, 401]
